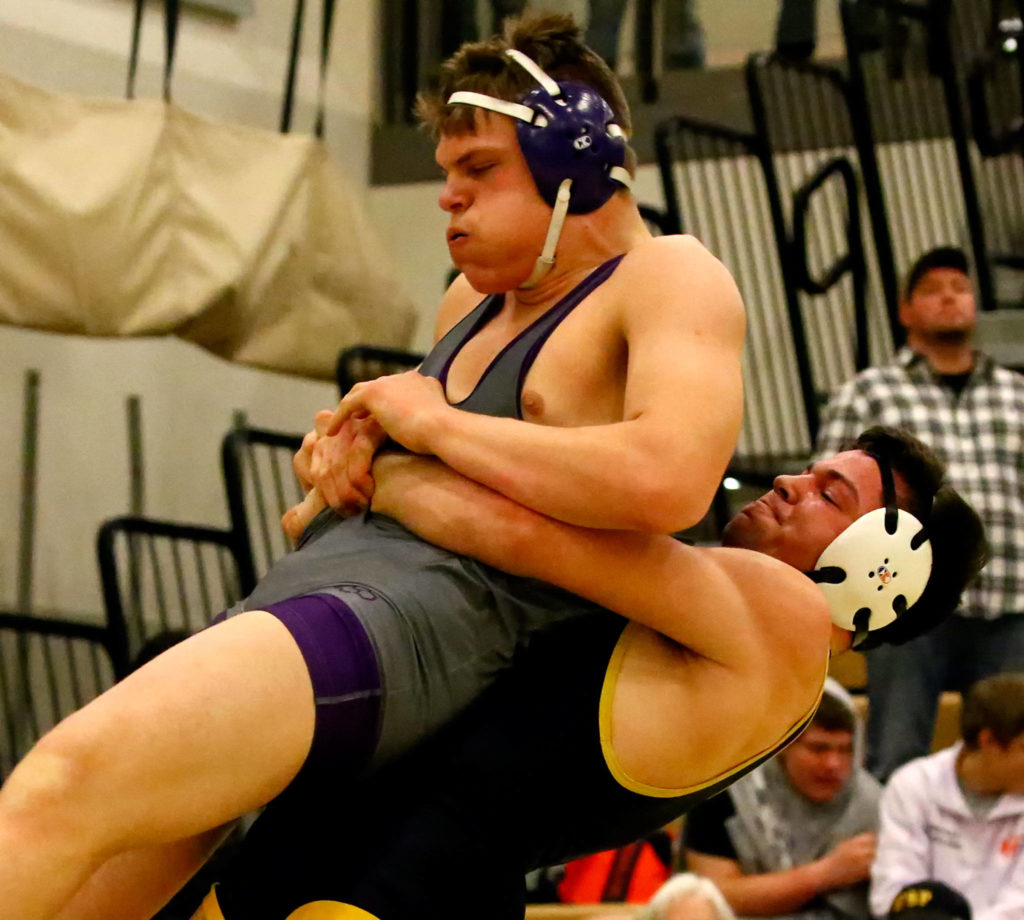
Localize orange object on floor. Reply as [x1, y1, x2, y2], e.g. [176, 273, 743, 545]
[557, 839, 671, 904]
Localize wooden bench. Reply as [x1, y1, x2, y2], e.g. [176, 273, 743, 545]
[526, 905, 640, 919]
[849, 690, 963, 753]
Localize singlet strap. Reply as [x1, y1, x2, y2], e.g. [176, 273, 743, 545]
[512, 254, 625, 411]
[419, 254, 626, 419]
[599, 623, 829, 799]
[417, 293, 502, 388]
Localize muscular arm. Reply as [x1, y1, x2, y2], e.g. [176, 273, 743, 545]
[371, 452, 829, 673]
[685, 850, 841, 917]
[337, 237, 745, 533]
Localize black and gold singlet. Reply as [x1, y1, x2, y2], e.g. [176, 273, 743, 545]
[211, 611, 820, 920]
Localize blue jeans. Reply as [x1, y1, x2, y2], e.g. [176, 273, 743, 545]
[865, 613, 1024, 781]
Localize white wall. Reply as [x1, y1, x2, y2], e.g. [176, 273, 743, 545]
[0, 328, 338, 618]
[699, 0, 844, 68]
[0, 0, 375, 183]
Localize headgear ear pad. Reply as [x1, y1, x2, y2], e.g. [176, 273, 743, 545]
[810, 507, 932, 637]
[515, 81, 628, 214]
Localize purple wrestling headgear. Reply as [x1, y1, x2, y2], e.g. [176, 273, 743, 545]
[447, 49, 632, 287]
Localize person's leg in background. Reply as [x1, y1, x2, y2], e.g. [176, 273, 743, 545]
[864, 617, 953, 782]
[586, 0, 704, 72]
[775, 0, 817, 60]
[663, 0, 705, 69]
[953, 614, 1024, 696]
[491, 0, 528, 31]
[440, 0, 479, 56]
[585, 0, 628, 68]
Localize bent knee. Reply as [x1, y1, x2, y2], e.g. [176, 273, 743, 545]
[0, 738, 98, 838]
[0, 706, 142, 843]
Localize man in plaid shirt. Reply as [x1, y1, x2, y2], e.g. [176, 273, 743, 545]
[816, 246, 1024, 781]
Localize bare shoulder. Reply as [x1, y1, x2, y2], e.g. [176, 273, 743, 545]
[433, 272, 483, 341]
[707, 547, 833, 681]
[609, 549, 833, 788]
[619, 234, 737, 285]
[614, 235, 745, 331]
[692, 549, 832, 772]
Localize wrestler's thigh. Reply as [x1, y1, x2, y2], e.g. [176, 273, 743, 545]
[44, 610, 315, 844]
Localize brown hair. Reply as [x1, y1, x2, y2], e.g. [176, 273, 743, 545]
[811, 690, 856, 735]
[961, 672, 1024, 749]
[415, 13, 632, 144]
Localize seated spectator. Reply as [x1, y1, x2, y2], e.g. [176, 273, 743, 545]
[886, 881, 972, 920]
[641, 872, 736, 920]
[870, 672, 1024, 920]
[684, 679, 880, 919]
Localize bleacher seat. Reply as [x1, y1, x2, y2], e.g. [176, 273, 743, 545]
[525, 905, 640, 919]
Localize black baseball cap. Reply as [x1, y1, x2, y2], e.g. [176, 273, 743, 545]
[887, 881, 972, 920]
[904, 247, 970, 299]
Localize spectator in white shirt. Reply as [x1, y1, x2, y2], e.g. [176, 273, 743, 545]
[871, 673, 1024, 920]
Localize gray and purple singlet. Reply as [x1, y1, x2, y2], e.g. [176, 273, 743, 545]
[226, 255, 626, 778]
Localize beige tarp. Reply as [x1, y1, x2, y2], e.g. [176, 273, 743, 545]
[0, 72, 416, 380]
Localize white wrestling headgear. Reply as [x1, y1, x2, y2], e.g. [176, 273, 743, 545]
[447, 49, 633, 289]
[807, 455, 933, 649]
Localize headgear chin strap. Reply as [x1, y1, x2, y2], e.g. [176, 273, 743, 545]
[447, 48, 633, 288]
[806, 455, 932, 648]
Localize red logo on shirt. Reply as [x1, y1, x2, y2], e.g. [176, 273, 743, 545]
[1001, 835, 1022, 857]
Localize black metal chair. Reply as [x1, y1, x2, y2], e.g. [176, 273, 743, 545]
[656, 114, 819, 485]
[221, 426, 306, 590]
[746, 51, 898, 356]
[840, 0, 1001, 313]
[0, 612, 121, 781]
[336, 344, 425, 396]
[97, 516, 247, 662]
[964, 3, 1024, 308]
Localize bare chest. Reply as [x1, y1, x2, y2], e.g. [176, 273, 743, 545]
[443, 295, 627, 426]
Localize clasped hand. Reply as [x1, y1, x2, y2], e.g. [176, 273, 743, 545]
[282, 371, 446, 540]
[326, 370, 448, 454]
[282, 411, 385, 540]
